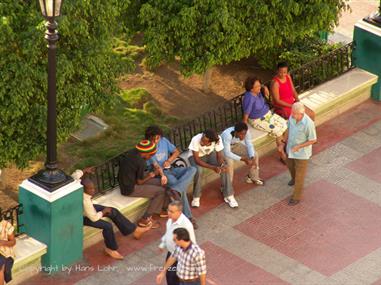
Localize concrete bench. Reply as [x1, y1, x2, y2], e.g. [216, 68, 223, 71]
[12, 234, 47, 282]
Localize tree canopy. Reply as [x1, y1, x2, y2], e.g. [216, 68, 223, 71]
[0, 0, 132, 168]
[139, 0, 349, 76]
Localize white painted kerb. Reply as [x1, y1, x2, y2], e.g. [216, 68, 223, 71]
[355, 19, 381, 37]
[20, 179, 82, 203]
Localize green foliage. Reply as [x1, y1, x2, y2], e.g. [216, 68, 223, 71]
[120, 88, 151, 108]
[0, 0, 134, 168]
[257, 36, 343, 70]
[113, 37, 145, 60]
[139, 0, 349, 76]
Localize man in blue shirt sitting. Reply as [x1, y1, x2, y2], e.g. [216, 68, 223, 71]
[145, 126, 198, 228]
[221, 122, 264, 186]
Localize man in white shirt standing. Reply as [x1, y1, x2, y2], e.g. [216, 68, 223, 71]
[159, 201, 196, 285]
[221, 122, 264, 186]
[188, 129, 238, 208]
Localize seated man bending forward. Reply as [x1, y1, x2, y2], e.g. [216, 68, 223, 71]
[118, 140, 169, 228]
[221, 122, 264, 186]
[188, 129, 238, 208]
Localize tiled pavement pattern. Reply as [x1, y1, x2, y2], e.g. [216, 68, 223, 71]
[23, 100, 381, 285]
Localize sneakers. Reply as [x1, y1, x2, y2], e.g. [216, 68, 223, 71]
[245, 176, 265, 185]
[224, 195, 239, 208]
[191, 197, 200, 208]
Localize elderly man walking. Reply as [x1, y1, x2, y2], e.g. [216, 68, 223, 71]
[158, 201, 196, 285]
[282, 102, 317, 205]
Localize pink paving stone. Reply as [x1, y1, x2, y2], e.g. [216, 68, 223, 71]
[202, 242, 289, 285]
[131, 241, 289, 285]
[373, 278, 381, 285]
[235, 180, 381, 276]
[346, 146, 381, 184]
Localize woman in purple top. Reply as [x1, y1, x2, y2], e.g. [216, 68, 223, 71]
[242, 76, 288, 160]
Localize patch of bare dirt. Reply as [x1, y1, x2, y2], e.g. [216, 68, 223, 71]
[120, 57, 273, 119]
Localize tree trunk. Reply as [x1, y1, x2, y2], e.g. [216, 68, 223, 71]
[202, 67, 214, 93]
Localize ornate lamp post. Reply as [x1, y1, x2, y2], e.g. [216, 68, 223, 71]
[364, 0, 381, 27]
[29, 0, 73, 192]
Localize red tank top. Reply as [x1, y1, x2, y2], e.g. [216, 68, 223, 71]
[273, 75, 295, 119]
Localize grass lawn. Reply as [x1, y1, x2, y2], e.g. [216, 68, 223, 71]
[59, 87, 178, 172]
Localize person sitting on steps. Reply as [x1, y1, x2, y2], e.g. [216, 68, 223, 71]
[80, 176, 151, 260]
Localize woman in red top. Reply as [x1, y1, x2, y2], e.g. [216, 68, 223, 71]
[271, 62, 315, 120]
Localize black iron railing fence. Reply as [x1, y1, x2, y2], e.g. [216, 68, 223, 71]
[168, 42, 354, 151]
[92, 42, 355, 195]
[1, 204, 24, 236]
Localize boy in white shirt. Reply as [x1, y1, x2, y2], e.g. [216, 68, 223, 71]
[188, 129, 238, 208]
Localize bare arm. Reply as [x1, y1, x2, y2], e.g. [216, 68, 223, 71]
[0, 233, 16, 247]
[163, 148, 181, 168]
[271, 80, 293, 108]
[192, 151, 220, 173]
[216, 150, 225, 166]
[200, 274, 206, 285]
[292, 139, 317, 153]
[288, 75, 299, 101]
[242, 113, 249, 124]
[156, 256, 177, 284]
[136, 172, 155, 185]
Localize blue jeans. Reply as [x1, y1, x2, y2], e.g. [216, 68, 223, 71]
[83, 205, 136, 250]
[165, 167, 196, 219]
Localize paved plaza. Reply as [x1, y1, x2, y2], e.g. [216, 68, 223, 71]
[21, 100, 381, 285]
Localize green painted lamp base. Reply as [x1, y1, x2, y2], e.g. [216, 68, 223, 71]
[19, 179, 83, 271]
[353, 20, 381, 101]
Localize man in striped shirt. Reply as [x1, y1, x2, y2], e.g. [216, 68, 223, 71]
[156, 228, 206, 285]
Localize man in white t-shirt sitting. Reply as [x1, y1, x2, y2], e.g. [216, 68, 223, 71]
[188, 129, 238, 208]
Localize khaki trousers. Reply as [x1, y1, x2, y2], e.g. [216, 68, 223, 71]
[225, 143, 260, 183]
[285, 158, 309, 201]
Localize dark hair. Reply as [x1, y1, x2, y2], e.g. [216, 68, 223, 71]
[244, 76, 260, 92]
[234, 122, 248, 133]
[203, 129, 219, 143]
[277, 62, 288, 69]
[173, 228, 190, 242]
[145, 125, 163, 140]
[80, 177, 94, 188]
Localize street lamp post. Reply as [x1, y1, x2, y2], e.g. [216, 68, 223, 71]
[29, 0, 73, 192]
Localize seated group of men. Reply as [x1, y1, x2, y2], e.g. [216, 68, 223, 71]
[75, 122, 264, 260]
[117, 124, 263, 223]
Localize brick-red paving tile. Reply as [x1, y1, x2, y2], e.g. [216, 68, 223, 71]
[203, 242, 289, 285]
[235, 180, 381, 276]
[346, 145, 381, 184]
